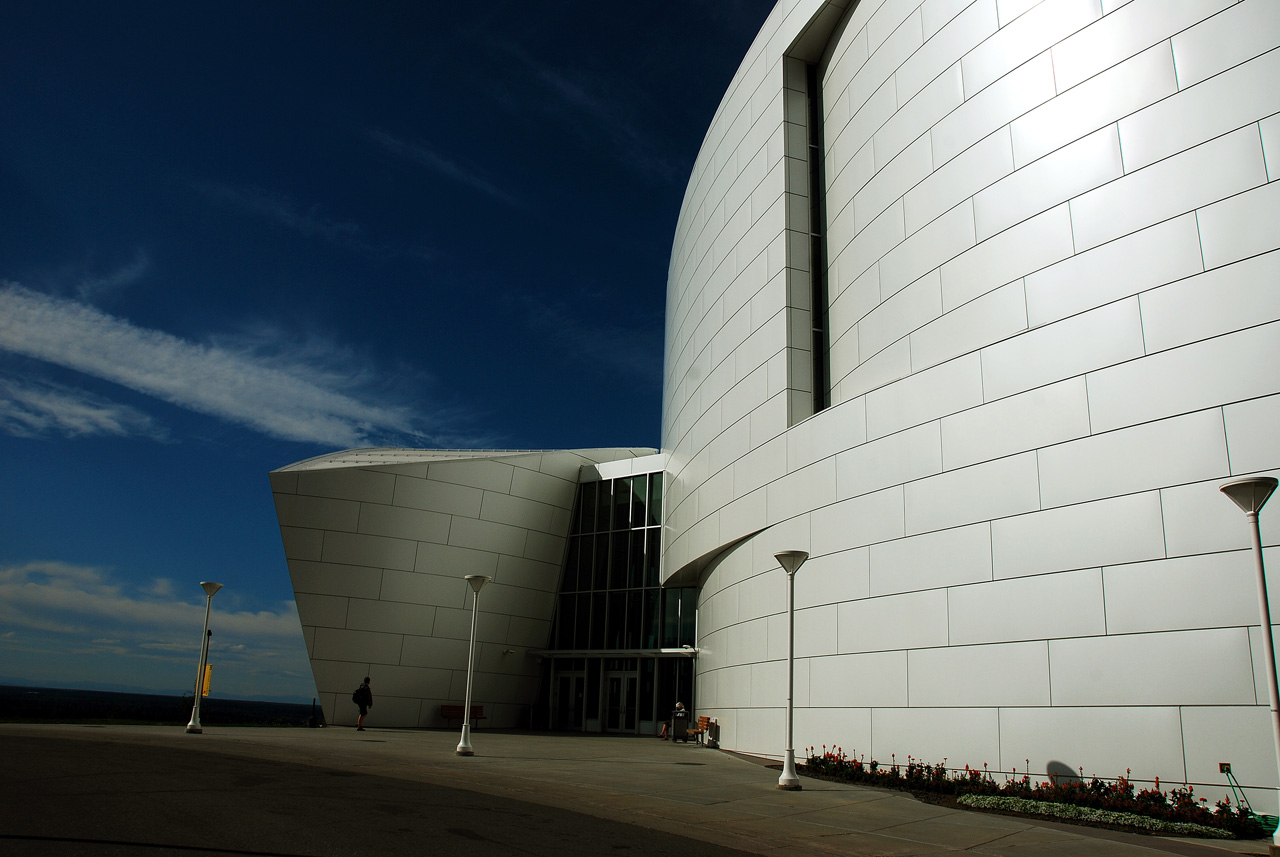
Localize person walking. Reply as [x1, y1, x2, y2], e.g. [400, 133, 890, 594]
[353, 677, 373, 731]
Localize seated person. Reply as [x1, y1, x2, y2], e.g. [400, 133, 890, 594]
[659, 702, 686, 740]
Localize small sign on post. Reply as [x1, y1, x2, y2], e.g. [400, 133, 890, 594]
[201, 663, 212, 698]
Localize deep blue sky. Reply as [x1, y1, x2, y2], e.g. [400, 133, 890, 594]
[0, 1, 776, 701]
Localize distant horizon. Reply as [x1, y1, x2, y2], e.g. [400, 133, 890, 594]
[0, 677, 315, 706]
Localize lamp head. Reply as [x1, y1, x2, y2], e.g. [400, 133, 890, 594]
[1220, 477, 1278, 515]
[200, 581, 223, 598]
[775, 550, 809, 576]
[464, 574, 492, 594]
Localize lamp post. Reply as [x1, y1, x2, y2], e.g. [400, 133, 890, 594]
[185, 581, 223, 734]
[775, 550, 808, 790]
[456, 574, 492, 756]
[1220, 476, 1279, 849]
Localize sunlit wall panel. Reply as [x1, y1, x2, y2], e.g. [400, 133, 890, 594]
[664, 0, 1280, 809]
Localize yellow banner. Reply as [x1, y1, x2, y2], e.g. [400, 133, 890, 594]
[201, 663, 212, 697]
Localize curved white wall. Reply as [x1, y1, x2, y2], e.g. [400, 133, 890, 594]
[663, 0, 1280, 807]
[271, 447, 653, 727]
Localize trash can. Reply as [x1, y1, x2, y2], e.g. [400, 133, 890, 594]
[671, 710, 690, 743]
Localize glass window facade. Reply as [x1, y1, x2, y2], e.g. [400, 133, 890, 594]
[538, 472, 697, 734]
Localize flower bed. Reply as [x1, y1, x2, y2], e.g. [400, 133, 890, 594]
[804, 746, 1265, 839]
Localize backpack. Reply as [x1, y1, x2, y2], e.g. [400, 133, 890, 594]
[352, 686, 363, 704]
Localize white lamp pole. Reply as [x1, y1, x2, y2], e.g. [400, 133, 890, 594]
[776, 550, 808, 790]
[1220, 476, 1279, 849]
[456, 574, 492, 756]
[185, 581, 223, 734]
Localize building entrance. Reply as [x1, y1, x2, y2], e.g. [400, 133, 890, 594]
[604, 670, 636, 732]
[534, 473, 698, 735]
[552, 672, 585, 731]
[538, 654, 694, 735]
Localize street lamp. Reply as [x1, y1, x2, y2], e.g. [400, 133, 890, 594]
[185, 581, 223, 734]
[1220, 476, 1279, 847]
[775, 550, 808, 790]
[456, 574, 492, 756]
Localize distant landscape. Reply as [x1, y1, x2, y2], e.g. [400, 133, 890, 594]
[0, 685, 323, 727]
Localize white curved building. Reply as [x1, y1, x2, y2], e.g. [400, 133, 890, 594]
[665, 0, 1280, 811]
[273, 0, 1280, 811]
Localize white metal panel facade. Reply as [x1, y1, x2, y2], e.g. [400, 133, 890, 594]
[663, 0, 1280, 808]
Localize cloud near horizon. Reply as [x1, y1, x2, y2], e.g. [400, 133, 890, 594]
[0, 283, 432, 446]
[0, 561, 301, 640]
[0, 561, 314, 698]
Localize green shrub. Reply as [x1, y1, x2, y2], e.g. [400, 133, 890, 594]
[956, 795, 1233, 839]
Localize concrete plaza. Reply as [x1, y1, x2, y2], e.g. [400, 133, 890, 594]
[0, 723, 1270, 856]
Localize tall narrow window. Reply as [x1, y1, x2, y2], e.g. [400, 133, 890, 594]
[806, 62, 830, 413]
[783, 56, 831, 424]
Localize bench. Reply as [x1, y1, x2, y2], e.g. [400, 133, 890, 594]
[689, 715, 711, 744]
[440, 704, 485, 728]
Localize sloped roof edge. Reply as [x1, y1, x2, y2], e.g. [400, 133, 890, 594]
[272, 446, 658, 473]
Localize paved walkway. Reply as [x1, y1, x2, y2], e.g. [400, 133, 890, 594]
[0, 724, 1271, 856]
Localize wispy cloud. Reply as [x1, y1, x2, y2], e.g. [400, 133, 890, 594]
[0, 376, 168, 440]
[367, 128, 521, 207]
[77, 248, 151, 302]
[16, 248, 153, 304]
[193, 182, 389, 254]
[0, 283, 440, 446]
[514, 292, 661, 386]
[0, 561, 313, 698]
[497, 44, 682, 184]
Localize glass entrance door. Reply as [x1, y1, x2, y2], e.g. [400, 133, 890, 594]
[554, 672, 585, 731]
[604, 671, 637, 732]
